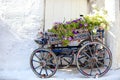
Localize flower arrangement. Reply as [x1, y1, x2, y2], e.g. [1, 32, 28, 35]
[48, 14, 109, 46]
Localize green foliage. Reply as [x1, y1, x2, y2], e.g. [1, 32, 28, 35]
[48, 14, 109, 46]
[84, 14, 108, 30]
[62, 40, 69, 46]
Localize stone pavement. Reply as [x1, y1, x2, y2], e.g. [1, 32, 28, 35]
[0, 68, 120, 80]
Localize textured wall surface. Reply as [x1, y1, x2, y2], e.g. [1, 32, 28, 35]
[0, 0, 44, 70]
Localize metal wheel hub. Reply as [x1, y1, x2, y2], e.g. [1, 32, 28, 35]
[89, 57, 98, 63]
[40, 60, 46, 67]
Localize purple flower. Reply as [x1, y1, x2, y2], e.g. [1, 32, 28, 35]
[54, 22, 62, 25]
[72, 30, 79, 34]
[84, 23, 88, 27]
[66, 21, 71, 24]
[62, 36, 65, 38]
[76, 18, 81, 21]
[72, 20, 78, 23]
[79, 23, 83, 27]
[68, 36, 73, 41]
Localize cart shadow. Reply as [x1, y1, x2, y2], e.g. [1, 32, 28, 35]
[53, 67, 87, 78]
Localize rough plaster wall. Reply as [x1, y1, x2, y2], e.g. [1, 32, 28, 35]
[105, 0, 120, 69]
[0, 0, 43, 70]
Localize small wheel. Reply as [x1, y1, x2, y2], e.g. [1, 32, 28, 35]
[59, 54, 74, 68]
[76, 42, 112, 77]
[30, 48, 58, 78]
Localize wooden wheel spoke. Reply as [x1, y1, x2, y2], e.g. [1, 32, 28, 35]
[46, 66, 54, 73]
[93, 44, 96, 53]
[87, 45, 93, 56]
[93, 44, 99, 53]
[63, 58, 70, 64]
[47, 62, 56, 67]
[41, 51, 45, 59]
[97, 49, 106, 55]
[98, 57, 104, 60]
[97, 61, 104, 65]
[47, 57, 54, 62]
[81, 62, 91, 69]
[33, 59, 41, 63]
[44, 53, 49, 59]
[59, 54, 73, 68]
[97, 61, 108, 68]
[90, 66, 93, 76]
[34, 65, 40, 69]
[96, 50, 105, 58]
[95, 63, 101, 74]
[83, 51, 91, 58]
[39, 67, 43, 75]
[45, 67, 48, 76]
[78, 55, 89, 64]
[89, 63, 94, 76]
[42, 51, 49, 59]
[35, 53, 42, 60]
[78, 55, 86, 60]
[98, 57, 110, 60]
[85, 58, 89, 62]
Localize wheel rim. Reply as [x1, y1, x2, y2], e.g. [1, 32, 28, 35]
[30, 49, 58, 78]
[77, 42, 112, 77]
[59, 54, 74, 68]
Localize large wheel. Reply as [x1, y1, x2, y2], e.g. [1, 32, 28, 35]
[59, 53, 74, 68]
[76, 42, 112, 77]
[78, 39, 91, 47]
[78, 39, 103, 47]
[30, 48, 58, 78]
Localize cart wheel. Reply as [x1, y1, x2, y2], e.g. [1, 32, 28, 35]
[78, 39, 103, 47]
[78, 39, 91, 47]
[59, 54, 74, 68]
[76, 42, 112, 77]
[30, 48, 58, 78]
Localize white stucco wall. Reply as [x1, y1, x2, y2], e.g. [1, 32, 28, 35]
[0, 0, 44, 70]
[105, 0, 120, 69]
